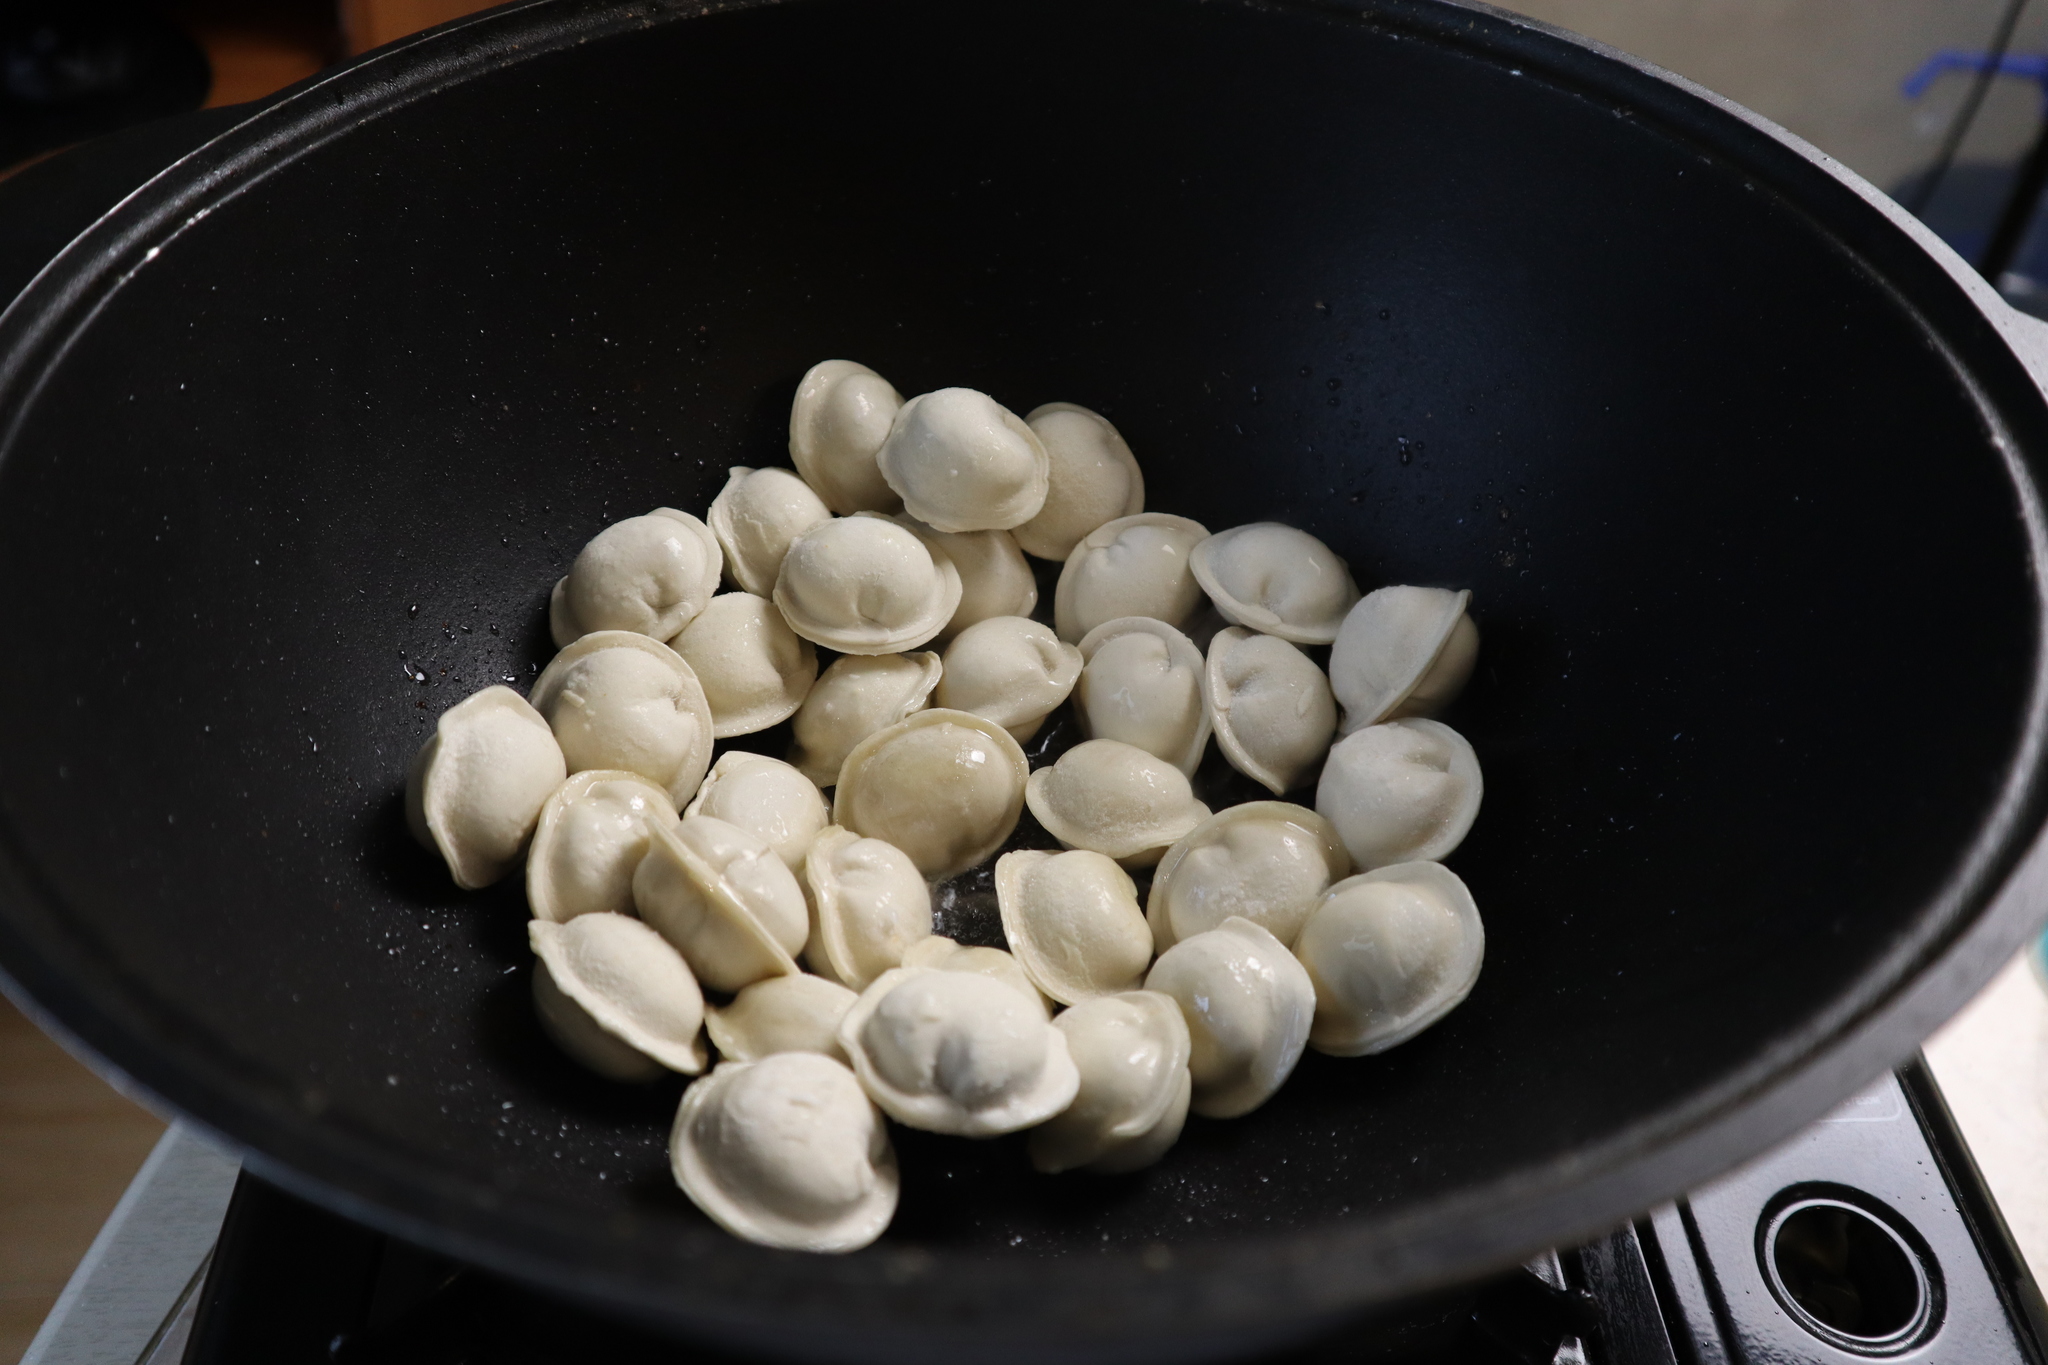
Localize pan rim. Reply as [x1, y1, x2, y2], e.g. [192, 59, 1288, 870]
[2, 0, 2047, 1355]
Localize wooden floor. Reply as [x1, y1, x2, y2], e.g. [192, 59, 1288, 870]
[0, 995, 165, 1365]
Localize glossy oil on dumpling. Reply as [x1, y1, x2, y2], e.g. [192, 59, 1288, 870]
[773, 514, 962, 655]
[529, 631, 715, 807]
[1316, 719, 1482, 870]
[1145, 916, 1313, 1119]
[707, 466, 832, 596]
[669, 592, 817, 737]
[1054, 513, 1210, 643]
[833, 710, 1029, 879]
[934, 616, 1082, 742]
[1328, 586, 1479, 732]
[671, 1052, 898, 1253]
[838, 967, 1079, 1136]
[684, 751, 829, 874]
[1024, 738, 1210, 868]
[892, 516, 1037, 643]
[996, 850, 1152, 1005]
[788, 359, 904, 515]
[787, 651, 942, 787]
[1028, 992, 1191, 1175]
[1074, 616, 1210, 777]
[406, 685, 566, 890]
[1296, 862, 1483, 1056]
[875, 388, 1050, 533]
[803, 826, 932, 990]
[1147, 802, 1350, 952]
[1206, 627, 1338, 795]
[549, 508, 722, 648]
[530, 913, 706, 1081]
[1014, 403, 1145, 561]
[633, 816, 808, 993]
[706, 973, 860, 1064]
[527, 770, 679, 923]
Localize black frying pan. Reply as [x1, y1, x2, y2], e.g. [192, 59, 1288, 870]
[3, 1, 2048, 1360]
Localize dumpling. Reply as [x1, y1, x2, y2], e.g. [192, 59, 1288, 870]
[1205, 628, 1338, 795]
[529, 913, 706, 1081]
[837, 967, 1079, 1136]
[788, 359, 904, 515]
[707, 466, 832, 597]
[1188, 523, 1360, 645]
[787, 651, 942, 787]
[1315, 719, 1482, 870]
[527, 770, 680, 923]
[1013, 403, 1145, 561]
[668, 592, 818, 737]
[1144, 916, 1313, 1119]
[773, 514, 961, 655]
[1147, 802, 1350, 953]
[1023, 738, 1210, 869]
[633, 816, 809, 993]
[671, 1052, 898, 1253]
[406, 686, 566, 890]
[705, 973, 860, 1064]
[549, 508, 722, 648]
[1074, 616, 1210, 777]
[1053, 513, 1210, 643]
[803, 826, 933, 990]
[875, 388, 1050, 532]
[933, 616, 1082, 742]
[995, 850, 1152, 1005]
[1328, 587, 1479, 732]
[530, 631, 715, 807]
[683, 752, 829, 874]
[1028, 992, 1191, 1175]
[900, 936, 1053, 1018]
[1295, 861, 1484, 1056]
[833, 710, 1029, 879]
[893, 516, 1038, 643]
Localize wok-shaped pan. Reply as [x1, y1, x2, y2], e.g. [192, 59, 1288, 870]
[3, 0, 2048, 1359]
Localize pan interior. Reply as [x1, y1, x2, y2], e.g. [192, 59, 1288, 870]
[0, 0, 2039, 1340]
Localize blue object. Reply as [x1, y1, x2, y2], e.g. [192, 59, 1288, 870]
[1904, 50, 2048, 104]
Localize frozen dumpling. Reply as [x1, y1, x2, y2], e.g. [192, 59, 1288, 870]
[1024, 738, 1210, 869]
[1028, 992, 1191, 1175]
[527, 770, 679, 922]
[838, 967, 1079, 1135]
[933, 616, 1082, 742]
[406, 685, 567, 890]
[530, 913, 706, 1080]
[875, 388, 1050, 533]
[834, 710, 1029, 879]
[669, 592, 817, 737]
[1315, 719, 1481, 870]
[1188, 522, 1359, 646]
[633, 816, 809, 993]
[707, 466, 832, 597]
[1147, 801, 1350, 952]
[549, 508, 722, 648]
[1145, 916, 1312, 1119]
[1205, 627, 1337, 795]
[529, 631, 715, 807]
[683, 751, 829, 874]
[803, 826, 932, 990]
[1054, 513, 1210, 643]
[1074, 616, 1210, 777]
[892, 516, 1037, 644]
[995, 849, 1152, 1005]
[773, 514, 961, 655]
[787, 651, 942, 787]
[1295, 862, 1483, 1056]
[788, 359, 904, 515]
[671, 1052, 898, 1252]
[706, 973, 860, 1064]
[1014, 403, 1145, 561]
[1328, 587, 1479, 732]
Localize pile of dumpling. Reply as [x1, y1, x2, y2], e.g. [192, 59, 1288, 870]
[403, 359, 1487, 1255]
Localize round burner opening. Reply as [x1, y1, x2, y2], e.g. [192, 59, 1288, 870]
[1760, 1193, 1939, 1353]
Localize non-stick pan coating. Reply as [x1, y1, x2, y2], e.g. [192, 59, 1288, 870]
[2, 0, 2047, 1358]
